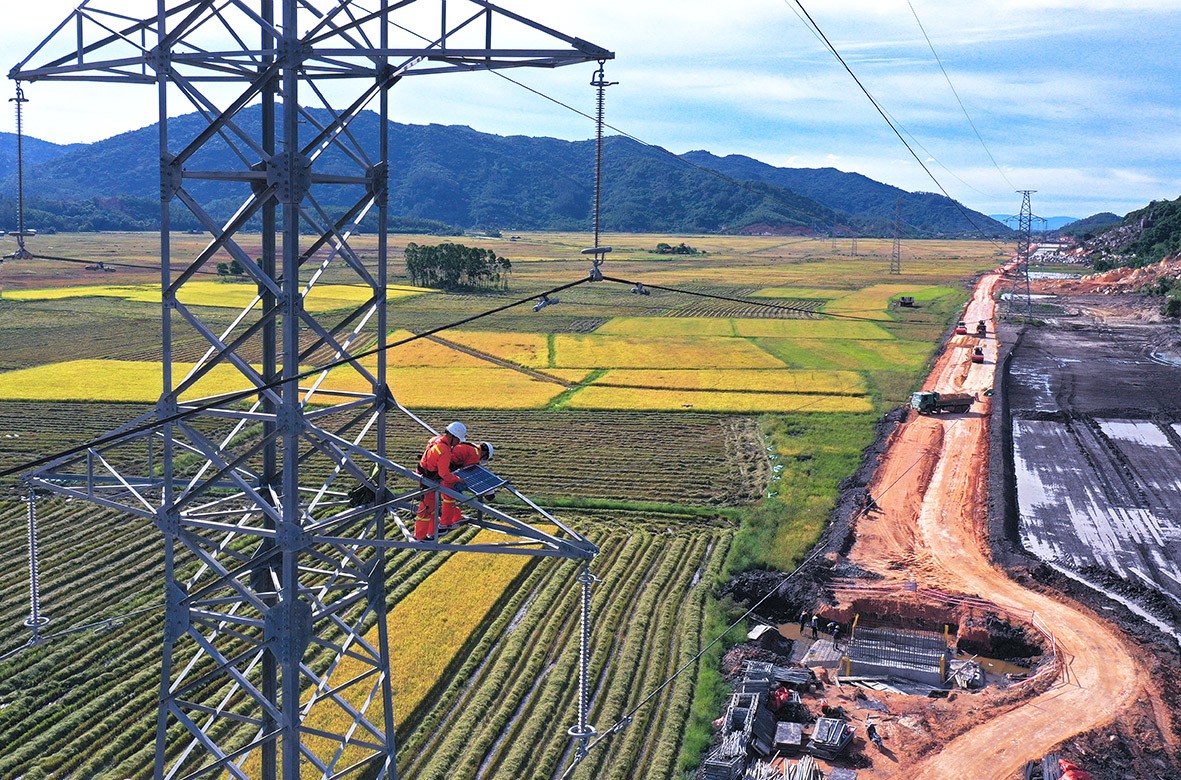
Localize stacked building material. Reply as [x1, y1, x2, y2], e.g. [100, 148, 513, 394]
[807, 717, 855, 759]
[828, 769, 858, 780]
[704, 732, 747, 780]
[774, 666, 817, 690]
[743, 760, 787, 779]
[774, 721, 804, 755]
[704, 663, 782, 778]
[785, 754, 824, 780]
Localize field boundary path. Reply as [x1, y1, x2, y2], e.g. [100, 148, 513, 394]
[850, 271, 1151, 779]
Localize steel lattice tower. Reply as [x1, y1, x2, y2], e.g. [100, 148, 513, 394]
[1003, 189, 1036, 319]
[11, 3, 609, 778]
[889, 197, 902, 275]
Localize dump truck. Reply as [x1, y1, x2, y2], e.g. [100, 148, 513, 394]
[971, 347, 985, 363]
[910, 390, 974, 414]
[976, 320, 987, 335]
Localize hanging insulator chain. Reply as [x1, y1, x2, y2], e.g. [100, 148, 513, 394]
[24, 485, 48, 636]
[585, 62, 616, 281]
[9, 82, 33, 262]
[568, 563, 599, 760]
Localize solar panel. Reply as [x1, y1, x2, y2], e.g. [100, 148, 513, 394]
[455, 465, 507, 495]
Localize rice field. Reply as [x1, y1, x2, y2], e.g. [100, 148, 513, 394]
[0, 232, 998, 778]
[7, 280, 428, 312]
[564, 386, 873, 414]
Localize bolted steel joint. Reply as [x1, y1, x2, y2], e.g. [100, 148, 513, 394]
[276, 38, 312, 69]
[144, 46, 172, 76]
[366, 162, 389, 201]
[267, 151, 312, 204]
[160, 153, 183, 201]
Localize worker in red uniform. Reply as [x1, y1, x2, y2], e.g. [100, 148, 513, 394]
[415, 421, 468, 540]
[440, 440, 494, 530]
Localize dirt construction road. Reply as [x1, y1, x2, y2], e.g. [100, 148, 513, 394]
[850, 272, 1151, 778]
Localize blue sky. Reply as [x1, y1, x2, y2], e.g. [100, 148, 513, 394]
[4, 0, 1181, 219]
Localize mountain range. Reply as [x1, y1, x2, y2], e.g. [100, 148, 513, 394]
[0, 108, 1011, 238]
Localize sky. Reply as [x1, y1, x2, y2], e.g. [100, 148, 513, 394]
[3, 0, 1181, 220]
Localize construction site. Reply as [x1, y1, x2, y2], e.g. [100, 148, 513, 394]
[705, 263, 1181, 779]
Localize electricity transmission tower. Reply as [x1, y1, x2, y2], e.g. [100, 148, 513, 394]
[889, 198, 902, 275]
[1003, 190, 1036, 319]
[12, 3, 608, 778]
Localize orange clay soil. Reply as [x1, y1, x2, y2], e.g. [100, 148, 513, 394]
[845, 270, 1154, 779]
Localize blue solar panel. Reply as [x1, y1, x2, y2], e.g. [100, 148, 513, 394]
[455, 465, 506, 495]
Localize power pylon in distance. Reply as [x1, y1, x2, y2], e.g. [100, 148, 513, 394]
[1003, 189, 1037, 320]
[12, 3, 609, 778]
[889, 197, 902, 275]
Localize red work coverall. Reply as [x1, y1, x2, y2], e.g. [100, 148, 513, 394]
[442, 442, 482, 528]
[416, 434, 458, 540]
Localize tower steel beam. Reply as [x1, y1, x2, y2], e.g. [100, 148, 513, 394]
[12, 2, 609, 778]
[1003, 189, 1035, 320]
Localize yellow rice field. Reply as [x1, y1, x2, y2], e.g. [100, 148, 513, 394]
[0, 360, 568, 409]
[441, 331, 550, 368]
[291, 530, 533, 771]
[730, 319, 894, 340]
[553, 335, 787, 369]
[7, 280, 428, 312]
[594, 317, 897, 341]
[591, 369, 866, 395]
[564, 386, 873, 413]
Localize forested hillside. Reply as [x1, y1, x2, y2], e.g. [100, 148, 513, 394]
[0, 108, 1004, 237]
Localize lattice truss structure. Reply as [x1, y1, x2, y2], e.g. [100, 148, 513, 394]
[12, 2, 608, 777]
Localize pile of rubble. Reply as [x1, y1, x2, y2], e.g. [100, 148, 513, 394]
[1036, 257, 1181, 295]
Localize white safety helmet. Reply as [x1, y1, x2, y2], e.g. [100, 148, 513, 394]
[480, 441, 494, 462]
[445, 421, 467, 441]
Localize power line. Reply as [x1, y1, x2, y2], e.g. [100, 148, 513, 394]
[781, 0, 1009, 251]
[906, 0, 1015, 191]
[0, 276, 592, 481]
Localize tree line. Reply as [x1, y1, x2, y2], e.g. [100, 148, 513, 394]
[403, 242, 512, 290]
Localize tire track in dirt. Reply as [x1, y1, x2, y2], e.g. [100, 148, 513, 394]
[852, 271, 1152, 779]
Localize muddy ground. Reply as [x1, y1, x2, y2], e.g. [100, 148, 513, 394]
[722, 280, 1181, 779]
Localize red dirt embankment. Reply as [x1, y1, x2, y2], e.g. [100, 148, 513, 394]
[846, 272, 1157, 779]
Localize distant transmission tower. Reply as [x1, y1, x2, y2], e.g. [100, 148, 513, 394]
[851, 235, 859, 256]
[13, 3, 607, 778]
[889, 198, 902, 275]
[1003, 190, 1036, 320]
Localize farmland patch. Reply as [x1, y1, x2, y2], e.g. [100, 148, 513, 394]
[754, 337, 933, 371]
[553, 335, 787, 369]
[591, 368, 866, 395]
[563, 386, 872, 414]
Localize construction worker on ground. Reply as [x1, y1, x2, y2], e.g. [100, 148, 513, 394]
[440, 440, 494, 531]
[415, 421, 468, 540]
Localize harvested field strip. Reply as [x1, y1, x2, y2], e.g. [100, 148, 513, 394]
[595, 317, 735, 336]
[591, 368, 866, 395]
[563, 386, 873, 414]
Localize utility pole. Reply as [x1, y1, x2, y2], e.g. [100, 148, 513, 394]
[851, 235, 859, 257]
